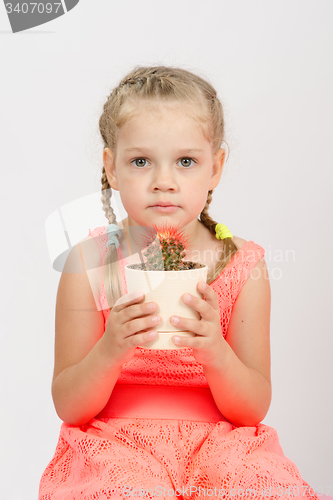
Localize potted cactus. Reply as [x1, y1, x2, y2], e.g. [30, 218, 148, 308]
[124, 224, 208, 349]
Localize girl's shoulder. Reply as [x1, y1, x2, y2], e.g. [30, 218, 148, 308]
[226, 235, 268, 301]
[79, 233, 105, 268]
[64, 231, 106, 304]
[232, 235, 248, 251]
[218, 235, 266, 289]
[232, 235, 266, 259]
[81, 226, 108, 266]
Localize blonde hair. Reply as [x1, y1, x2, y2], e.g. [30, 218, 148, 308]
[99, 65, 239, 308]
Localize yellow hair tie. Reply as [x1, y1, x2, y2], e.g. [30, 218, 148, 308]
[215, 223, 233, 240]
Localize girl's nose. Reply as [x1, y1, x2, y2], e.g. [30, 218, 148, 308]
[151, 166, 178, 191]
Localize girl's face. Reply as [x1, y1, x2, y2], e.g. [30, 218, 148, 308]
[104, 101, 225, 242]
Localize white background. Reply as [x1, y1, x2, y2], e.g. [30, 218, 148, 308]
[0, 1, 332, 498]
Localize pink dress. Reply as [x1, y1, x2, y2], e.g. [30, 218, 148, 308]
[39, 227, 318, 500]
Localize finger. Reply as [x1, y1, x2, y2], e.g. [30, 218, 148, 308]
[197, 282, 219, 309]
[171, 333, 203, 348]
[113, 290, 145, 310]
[121, 298, 157, 323]
[123, 312, 161, 339]
[170, 315, 206, 337]
[180, 293, 210, 322]
[127, 330, 159, 348]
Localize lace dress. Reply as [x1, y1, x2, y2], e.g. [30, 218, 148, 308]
[39, 227, 318, 500]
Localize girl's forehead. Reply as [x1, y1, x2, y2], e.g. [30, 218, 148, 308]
[119, 99, 211, 137]
[127, 100, 199, 120]
[120, 113, 207, 146]
[114, 98, 213, 150]
[124, 97, 208, 120]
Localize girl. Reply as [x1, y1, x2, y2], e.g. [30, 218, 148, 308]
[39, 66, 318, 500]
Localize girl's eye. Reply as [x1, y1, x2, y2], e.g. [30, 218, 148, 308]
[178, 157, 196, 168]
[131, 157, 196, 168]
[131, 158, 149, 168]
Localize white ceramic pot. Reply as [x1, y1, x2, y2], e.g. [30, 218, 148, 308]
[124, 264, 208, 349]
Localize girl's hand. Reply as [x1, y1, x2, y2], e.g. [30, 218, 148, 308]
[170, 281, 226, 367]
[103, 291, 160, 367]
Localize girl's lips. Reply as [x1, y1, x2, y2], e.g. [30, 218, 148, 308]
[150, 205, 179, 212]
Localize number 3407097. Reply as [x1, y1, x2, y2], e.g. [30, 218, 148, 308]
[5, 3, 62, 14]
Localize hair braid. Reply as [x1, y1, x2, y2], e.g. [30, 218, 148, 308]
[100, 167, 123, 307]
[199, 190, 217, 234]
[198, 189, 237, 284]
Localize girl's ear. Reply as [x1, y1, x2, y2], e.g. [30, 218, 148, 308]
[209, 148, 225, 190]
[103, 148, 119, 191]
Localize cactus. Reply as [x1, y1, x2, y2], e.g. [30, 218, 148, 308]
[142, 224, 190, 271]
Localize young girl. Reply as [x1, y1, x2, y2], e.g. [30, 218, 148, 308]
[39, 66, 318, 500]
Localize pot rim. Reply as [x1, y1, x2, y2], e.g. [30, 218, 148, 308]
[124, 263, 208, 271]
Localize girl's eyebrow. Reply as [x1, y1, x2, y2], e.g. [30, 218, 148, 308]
[124, 147, 204, 154]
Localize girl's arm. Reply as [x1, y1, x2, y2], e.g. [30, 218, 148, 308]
[51, 240, 122, 426]
[203, 257, 272, 427]
[51, 239, 159, 426]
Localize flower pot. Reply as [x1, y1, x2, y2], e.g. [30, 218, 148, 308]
[125, 263, 208, 349]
